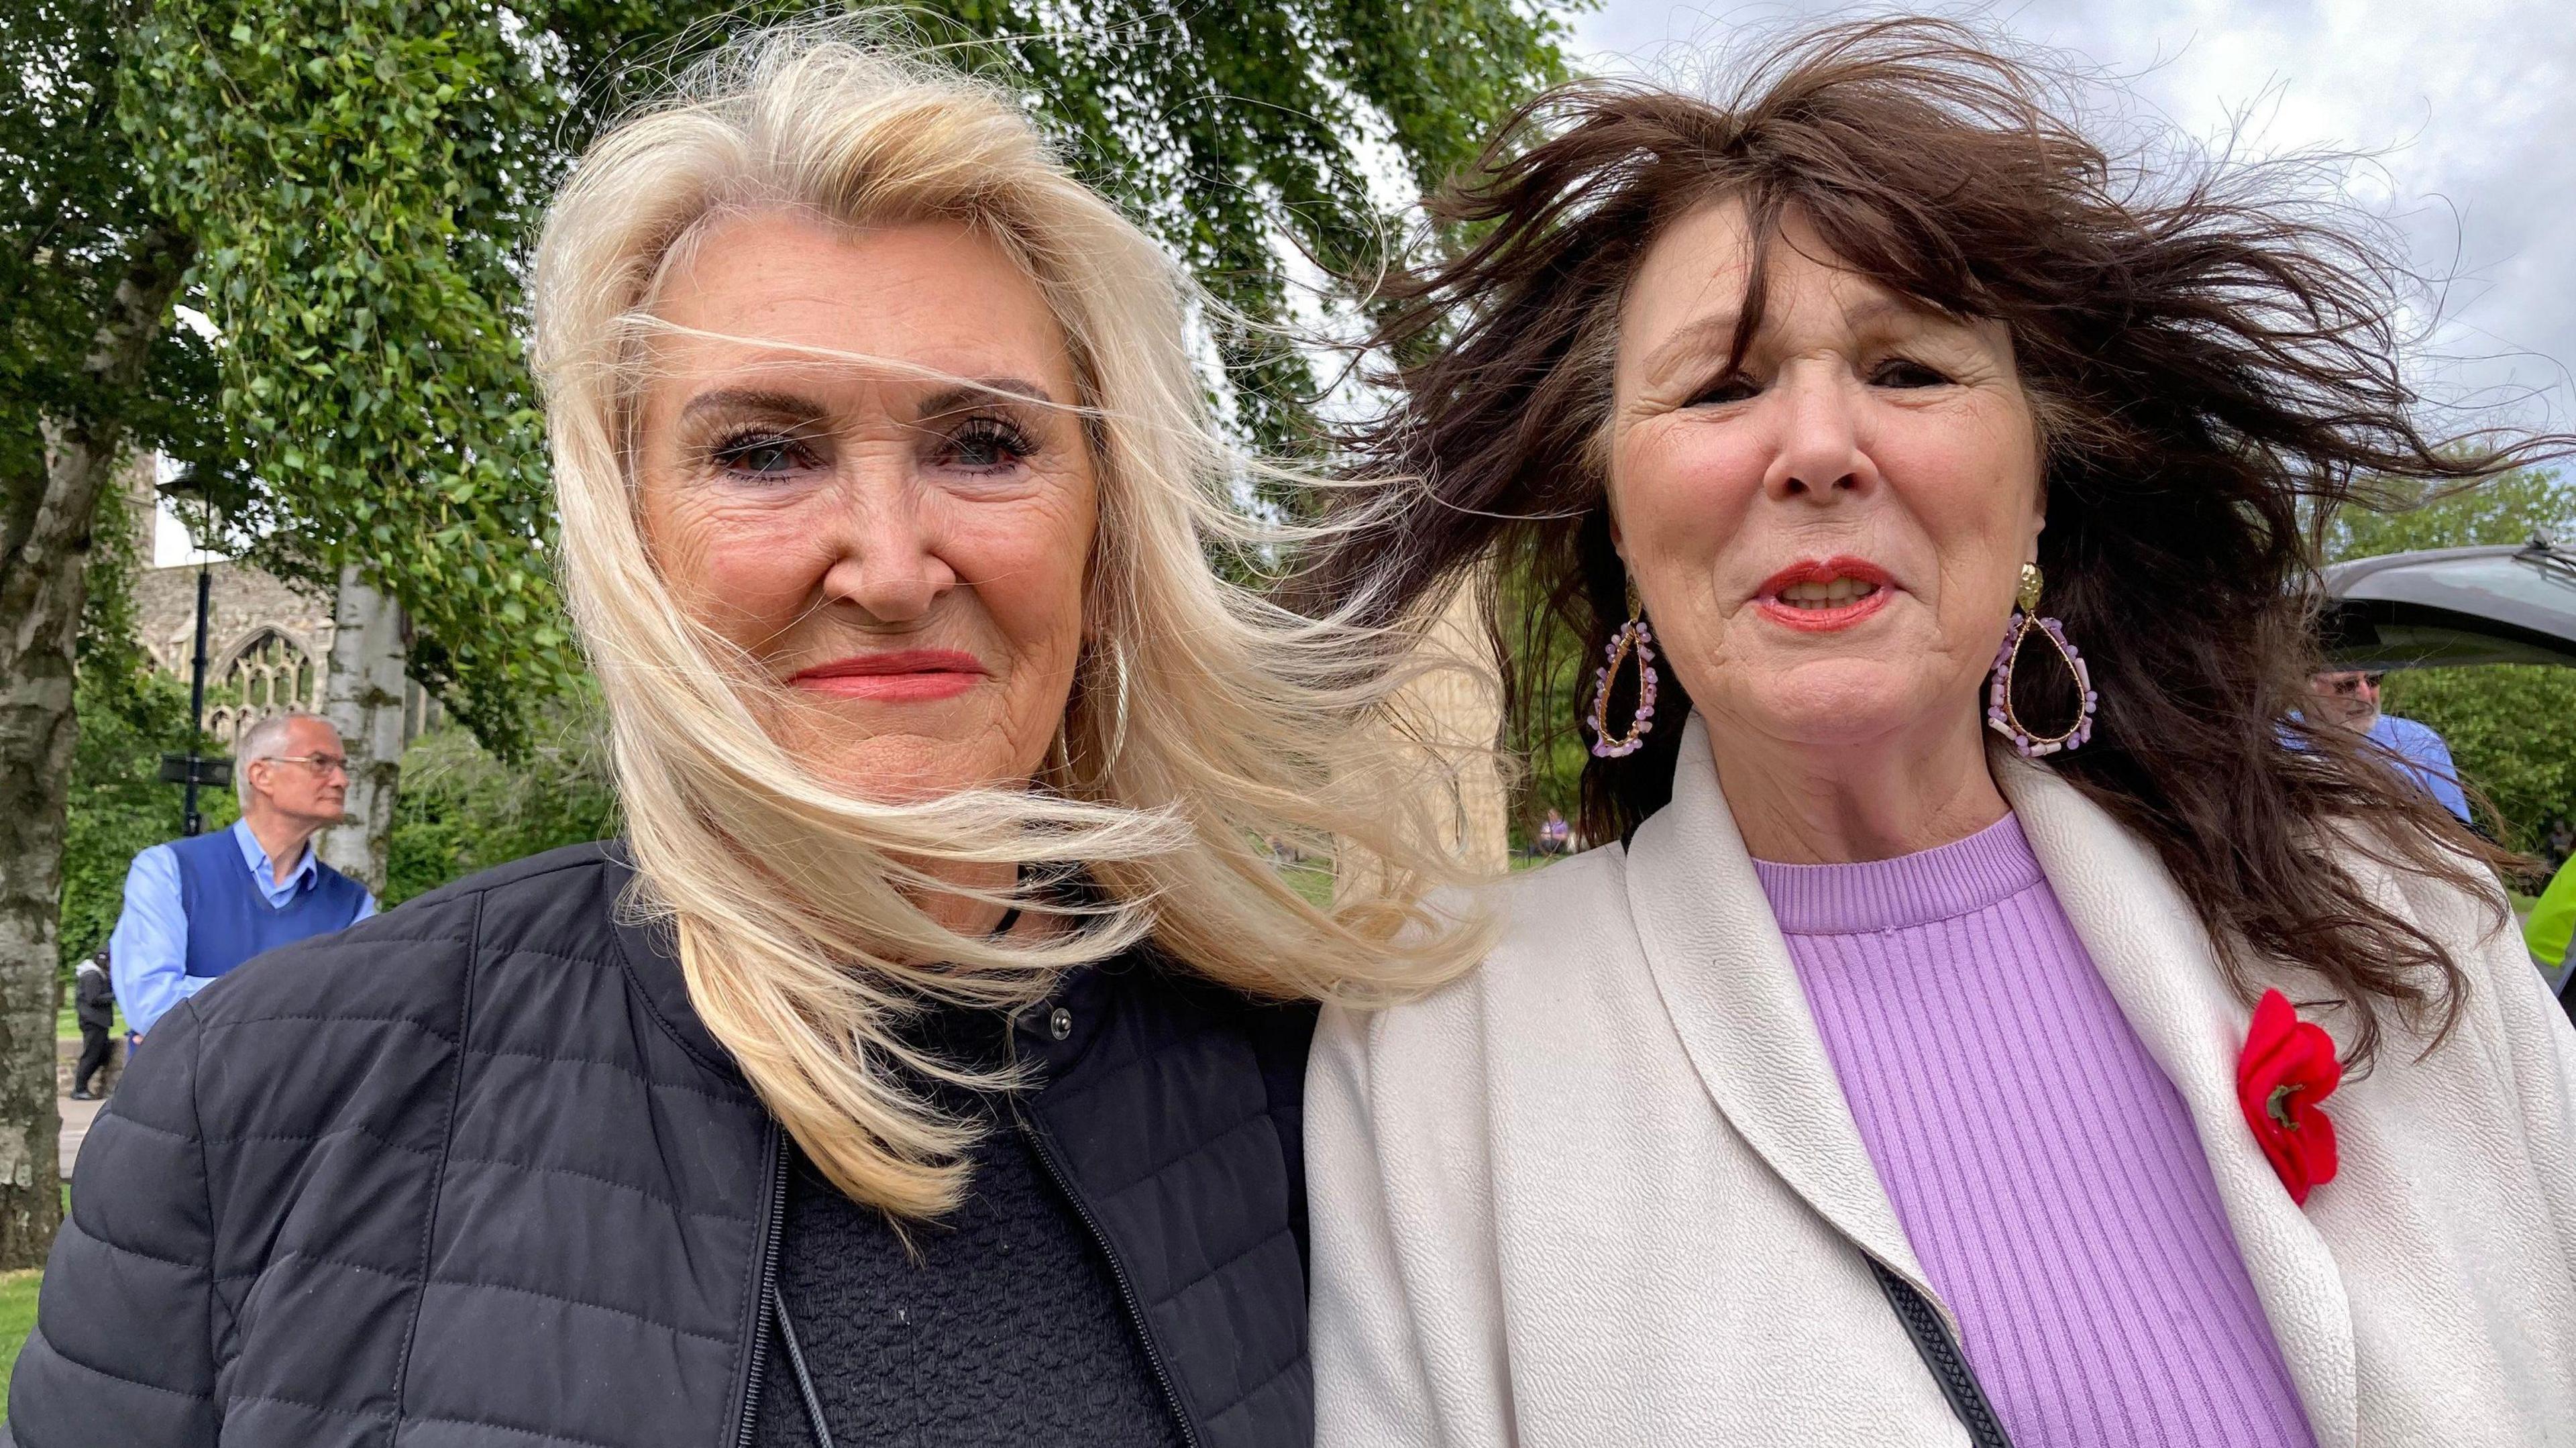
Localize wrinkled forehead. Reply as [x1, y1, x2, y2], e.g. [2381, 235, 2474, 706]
[1616, 194, 2002, 389]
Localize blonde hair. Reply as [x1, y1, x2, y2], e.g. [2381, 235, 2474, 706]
[531, 23, 1490, 1217]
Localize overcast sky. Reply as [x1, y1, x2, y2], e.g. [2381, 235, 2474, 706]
[1572, 1, 2576, 433]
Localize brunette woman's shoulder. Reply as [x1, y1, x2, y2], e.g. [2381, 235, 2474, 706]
[1481, 842, 1642, 967]
[1344, 844, 1648, 1048]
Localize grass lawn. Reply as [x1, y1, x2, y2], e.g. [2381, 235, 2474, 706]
[55, 1003, 129, 1040]
[0, 1267, 40, 1417]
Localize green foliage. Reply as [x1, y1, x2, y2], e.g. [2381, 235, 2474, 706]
[119, 0, 580, 755]
[1, 0, 224, 492]
[104, 0, 1580, 766]
[2375, 665, 2576, 852]
[1495, 567, 1590, 848]
[2326, 467, 2576, 849]
[934, 0, 1582, 452]
[385, 706, 621, 905]
[2327, 467, 2576, 561]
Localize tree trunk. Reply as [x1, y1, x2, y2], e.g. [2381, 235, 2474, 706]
[0, 223, 191, 1266]
[318, 565, 408, 896]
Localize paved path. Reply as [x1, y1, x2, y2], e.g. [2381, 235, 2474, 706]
[58, 1095, 103, 1180]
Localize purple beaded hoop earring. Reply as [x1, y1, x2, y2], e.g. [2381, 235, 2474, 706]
[1588, 587, 1660, 759]
[1986, 563, 2098, 757]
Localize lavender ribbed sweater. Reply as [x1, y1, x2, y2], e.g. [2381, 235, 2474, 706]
[1752, 814, 2318, 1448]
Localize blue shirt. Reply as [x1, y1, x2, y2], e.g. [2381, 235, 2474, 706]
[108, 820, 377, 1036]
[2365, 713, 2473, 824]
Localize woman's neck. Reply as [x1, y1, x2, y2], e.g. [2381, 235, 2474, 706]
[1707, 706, 2009, 865]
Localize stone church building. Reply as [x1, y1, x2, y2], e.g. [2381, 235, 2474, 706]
[123, 459, 441, 747]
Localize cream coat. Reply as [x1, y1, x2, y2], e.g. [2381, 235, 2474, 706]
[1309, 715, 2576, 1447]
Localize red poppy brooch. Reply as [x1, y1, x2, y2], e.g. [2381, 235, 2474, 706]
[2236, 989, 2342, 1205]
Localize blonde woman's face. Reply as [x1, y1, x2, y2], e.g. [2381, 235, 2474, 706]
[635, 213, 1098, 799]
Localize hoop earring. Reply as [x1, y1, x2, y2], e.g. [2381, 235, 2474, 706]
[1986, 563, 2098, 757]
[1098, 639, 1131, 774]
[1587, 588, 1660, 759]
[1052, 642, 1130, 782]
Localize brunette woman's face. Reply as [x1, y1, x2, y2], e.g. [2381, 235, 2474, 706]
[633, 213, 1097, 799]
[1606, 200, 2044, 764]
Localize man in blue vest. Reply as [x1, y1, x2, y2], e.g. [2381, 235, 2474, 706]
[108, 712, 376, 1037]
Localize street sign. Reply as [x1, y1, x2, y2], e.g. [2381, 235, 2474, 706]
[157, 754, 233, 788]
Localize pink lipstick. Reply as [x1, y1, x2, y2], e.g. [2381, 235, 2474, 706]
[1755, 557, 1892, 632]
[787, 649, 987, 702]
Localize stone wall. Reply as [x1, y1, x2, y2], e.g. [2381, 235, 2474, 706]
[126, 455, 440, 744]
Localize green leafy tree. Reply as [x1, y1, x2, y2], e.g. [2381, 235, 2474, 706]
[385, 704, 621, 907]
[121, 0, 580, 752]
[120, 0, 1584, 753]
[1, 0, 219, 1265]
[2326, 468, 2576, 851]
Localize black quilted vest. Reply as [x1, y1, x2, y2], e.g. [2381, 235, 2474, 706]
[8, 842, 1316, 1448]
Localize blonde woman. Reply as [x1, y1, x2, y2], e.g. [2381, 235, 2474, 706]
[11, 28, 1476, 1448]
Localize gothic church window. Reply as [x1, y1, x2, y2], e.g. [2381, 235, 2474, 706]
[206, 630, 318, 742]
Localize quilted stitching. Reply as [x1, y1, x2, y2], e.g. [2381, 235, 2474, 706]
[8, 843, 1313, 1448]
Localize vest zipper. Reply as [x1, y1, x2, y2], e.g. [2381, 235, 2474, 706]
[1019, 1116, 1201, 1448]
[1867, 1258, 2015, 1448]
[732, 1124, 790, 1448]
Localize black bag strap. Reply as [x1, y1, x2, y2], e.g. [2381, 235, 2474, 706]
[771, 1284, 837, 1448]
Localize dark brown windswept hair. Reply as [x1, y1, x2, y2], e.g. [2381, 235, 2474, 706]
[1298, 18, 2571, 1068]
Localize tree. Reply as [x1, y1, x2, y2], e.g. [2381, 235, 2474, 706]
[316, 568, 409, 893]
[2326, 467, 2576, 850]
[0, 0, 227, 1266]
[384, 702, 621, 907]
[7, 0, 1582, 1262]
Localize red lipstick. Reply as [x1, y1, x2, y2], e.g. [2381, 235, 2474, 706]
[788, 649, 987, 702]
[1755, 557, 1893, 632]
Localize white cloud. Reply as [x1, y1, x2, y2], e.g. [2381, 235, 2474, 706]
[1574, 0, 2576, 429]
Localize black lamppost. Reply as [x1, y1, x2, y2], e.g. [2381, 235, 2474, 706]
[153, 469, 229, 833]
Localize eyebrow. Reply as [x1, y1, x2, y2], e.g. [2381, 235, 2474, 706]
[914, 377, 1059, 416]
[1635, 294, 1933, 385]
[676, 377, 1061, 427]
[677, 388, 828, 426]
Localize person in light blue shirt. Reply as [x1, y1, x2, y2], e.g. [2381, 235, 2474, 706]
[109, 712, 377, 1036]
[2308, 669, 2474, 823]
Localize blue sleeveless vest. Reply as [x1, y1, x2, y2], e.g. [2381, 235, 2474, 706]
[169, 828, 372, 979]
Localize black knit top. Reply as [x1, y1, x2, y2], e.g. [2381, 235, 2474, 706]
[749, 1000, 1187, 1448]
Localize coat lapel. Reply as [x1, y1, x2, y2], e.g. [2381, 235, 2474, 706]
[1623, 714, 1936, 1298]
[1998, 755, 2360, 1448]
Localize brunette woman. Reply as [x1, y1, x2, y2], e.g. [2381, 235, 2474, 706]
[1303, 22, 2576, 1448]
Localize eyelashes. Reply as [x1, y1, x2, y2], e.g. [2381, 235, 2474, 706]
[1868, 357, 1953, 388]
[941, 417, 1036, 473]
[708, 427, 822, 477]
[1683, 355, 1957, 408]
[696, 412, 1044, 482]
[1686, 374, 1761, 408]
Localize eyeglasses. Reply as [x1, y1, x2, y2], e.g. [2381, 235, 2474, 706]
[264, 753, 350, 775]
[2314, 673, 2385, 697]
